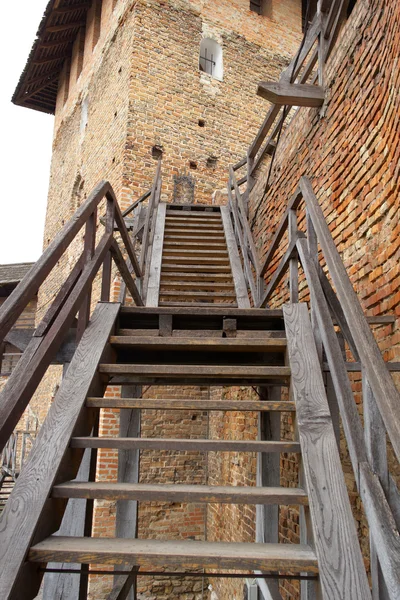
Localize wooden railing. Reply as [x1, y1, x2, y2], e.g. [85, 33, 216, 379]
[227, 166, 262, 306]
[232, 0, 346, 206]
[257, 176, 400, 599]
[0, 171, 161, 452]
[1, 419, 38, 482]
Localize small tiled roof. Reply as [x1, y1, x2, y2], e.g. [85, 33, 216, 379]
[12, 0, 90, 114]
[0, 263, 34, 286]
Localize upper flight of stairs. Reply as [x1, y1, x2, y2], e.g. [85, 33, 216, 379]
[159, 205, 238, 308]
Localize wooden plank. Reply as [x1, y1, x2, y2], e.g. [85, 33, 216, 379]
[258, 237, 299, 308]
[42, 449, 92, 600]
[108, 567, 138, 600]
[119, 306, 283, 317]
[86, 398, 296, 411]
[284, 303, 371, 600]
[114, 384, 141, 600]
[230, 167, 261, 274]
[359, 463, 400, 599]
[110, 240, 143, 306]
[248, 104, 281, 159]
[363, 374, 390, 600]
[297, 240, 400, 599]
[220, 206, 250, 308]
[70, 437, 300, 453]
[260, 188, 303, 277]
[99, 364, 291, 381]
[29, 537, 318, 573]
[109, 336, 286, 352]
[299, 176, 400, 463]
[257, 82, 324, 107]
[227, 185, 258, 302]
[52, 482, 307, 505]
[0, 303, 120, 600]
[256, 386, 282, 600]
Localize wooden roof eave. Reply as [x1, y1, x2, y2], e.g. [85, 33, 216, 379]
[12, 0, 90, 114]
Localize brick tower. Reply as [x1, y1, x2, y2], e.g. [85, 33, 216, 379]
[12, 1, 302, 598]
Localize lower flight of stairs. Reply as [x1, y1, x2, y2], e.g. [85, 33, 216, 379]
[26, 306, 318, 588]
[159, 205, 238, 308]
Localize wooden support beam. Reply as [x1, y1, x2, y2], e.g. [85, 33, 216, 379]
[220, 206, 250, 308]
[257, 82, 325, 107]
[256, 386, 283, 600]
[46, 20, 87, 33]
[284, 303, 371, 600]
[145, 203, 166, 307]
[110, 240, 143, 306]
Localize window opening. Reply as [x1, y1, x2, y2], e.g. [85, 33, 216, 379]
[347, 0, 357, 16]
[199, 39, 223, 80]
[200, 47, 216, 76]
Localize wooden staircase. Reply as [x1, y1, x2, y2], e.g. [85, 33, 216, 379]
[0, 304, 371, 599]
[158, 205, 238, 308]
[0, 177, 398, 600]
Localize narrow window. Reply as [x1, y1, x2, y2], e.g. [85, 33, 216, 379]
[199, 38, 223, 81]
[63, 58, 71, 104]
[92, 0, 103, 49]
[347, 0, 357, 16]
[76, 27, 85, 80]
[250, 0, 266, 15]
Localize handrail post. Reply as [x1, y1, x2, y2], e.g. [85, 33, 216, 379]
[77, 209, 97, 341]
[306, 209, 323, 361]
[288, 208, 299, 303]
[101, 197, 115, 302]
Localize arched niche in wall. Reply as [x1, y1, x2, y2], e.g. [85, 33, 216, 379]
[199, 38, 223, 81]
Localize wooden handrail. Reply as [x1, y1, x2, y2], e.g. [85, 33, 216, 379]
[251, 175, 400, 598]
[0, 174, 154, 451]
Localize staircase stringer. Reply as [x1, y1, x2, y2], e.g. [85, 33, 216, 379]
[283, 303, 371, 600]
[220, 205, 251, 308]
[0, 302, 120, 600]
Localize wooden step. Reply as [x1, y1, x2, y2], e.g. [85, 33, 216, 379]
[52, 482, 307, 504]
[158, 302, 238, 309]
[158, 291, 236, 301]
[116, 329, 286, 339]
[163, 241, 227, 249]
[166, 210, 222, 218]
[160, 282, 235, 291]
[164, 222, 224, 230]
[109, 337, 287, 352]
[162, 256, 230, 265]
[161, 264, 232, 273]
[164, 235, 227, 243]
[161, 272, 234, 281]
[257, 81, 325, 107]
[164, 229, 226, 238]
[119, 306, 283, 317]
[99, 364, 291, 381]
[163, 248, 229, 257]
[70, 437, 300, 453]
[165, 213, 222, 225]
[28, 537, 318, 573]
[86, 398, 295, 411]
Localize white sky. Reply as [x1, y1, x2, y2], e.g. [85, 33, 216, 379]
[0, 0, 54, 264]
